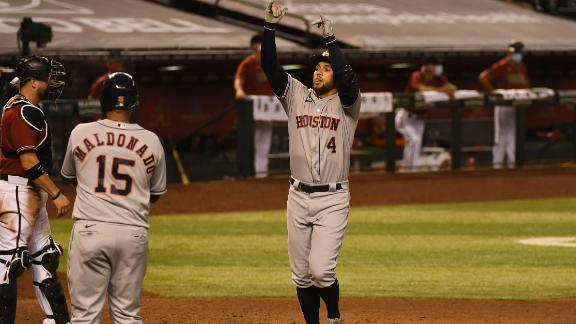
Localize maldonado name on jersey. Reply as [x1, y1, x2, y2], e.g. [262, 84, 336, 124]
[295, 115, 341, 131]
[73, 132, 156, 174]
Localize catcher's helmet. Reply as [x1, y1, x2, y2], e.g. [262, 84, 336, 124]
[100, 72, 137, 112]
[15, 55, 65, 101]
[311, 50, 330, 68]
[508, 40, 524, 53]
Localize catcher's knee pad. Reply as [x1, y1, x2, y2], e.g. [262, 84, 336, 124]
[0, 282, 17, 324]
[0, 247, 31, 285]
[31, 238, 63, 280]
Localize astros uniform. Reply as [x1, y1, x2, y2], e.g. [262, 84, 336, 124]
[61, 119, 166, 323]
[282, 74, 361, 288]
[261, 6, 361, 322]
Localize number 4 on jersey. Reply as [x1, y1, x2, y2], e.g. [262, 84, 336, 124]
[327, 137, 337, 153]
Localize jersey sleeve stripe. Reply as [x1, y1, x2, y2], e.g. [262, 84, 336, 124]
[60, 171, 76, 179]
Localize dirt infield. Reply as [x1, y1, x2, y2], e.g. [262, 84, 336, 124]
[19, 166, 576, 323]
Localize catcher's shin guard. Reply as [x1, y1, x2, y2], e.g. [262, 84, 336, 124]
[31, 239, 70, 324]
[0, 246, 30, 324]
[0, 282, 17, 324]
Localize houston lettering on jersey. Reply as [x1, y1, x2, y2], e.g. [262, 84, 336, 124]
[73, 132, 156, 173]
[295, 115, 340, 131]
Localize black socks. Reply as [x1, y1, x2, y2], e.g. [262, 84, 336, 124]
[296, 286, 320, 324]
[318, 280, 340, 319]
[297, 280, 341, 323]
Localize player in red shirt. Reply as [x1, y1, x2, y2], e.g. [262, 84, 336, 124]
[479, 41, 530, 168]
[396, 57, 457, 172]
[88, 52, 124, 100]
[234, 34, 275, 177]
[0, 56, 71, 324]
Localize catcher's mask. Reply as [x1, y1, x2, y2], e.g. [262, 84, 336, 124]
[100, 72, 137, 113]
[15, 55, 65, 102]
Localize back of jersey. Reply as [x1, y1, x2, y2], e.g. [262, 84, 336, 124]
[61, 119, 167, 228]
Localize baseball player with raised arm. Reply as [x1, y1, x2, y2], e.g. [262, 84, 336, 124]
[261, 2, 361, 323]
[61, 72, 167, 323]
[0, 56, 71, 324]
[479, 41, 530, 169]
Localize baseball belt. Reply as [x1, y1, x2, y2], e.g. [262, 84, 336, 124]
[290, 178, 343, 193]
[0, 174, 34, 186]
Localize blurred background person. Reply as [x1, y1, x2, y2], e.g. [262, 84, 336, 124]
[234, 34, 275, 178]
[479, 41, 530, 169]
[88, 51, 124, 100]
[396, 57, 457, 172]
[85, 51, 130, 123]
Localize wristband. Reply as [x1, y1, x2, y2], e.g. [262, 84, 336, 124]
[51, 190, 61, 200]
[25, 162, 46, 180]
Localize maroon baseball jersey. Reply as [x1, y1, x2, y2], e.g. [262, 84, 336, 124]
[488, 58, 529, 89]
[235, 55, 274, 96]
[0, 94, 52, 176]
[405, 70, 449, 93]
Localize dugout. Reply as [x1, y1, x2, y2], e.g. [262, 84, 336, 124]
[2, 0, 576, 179]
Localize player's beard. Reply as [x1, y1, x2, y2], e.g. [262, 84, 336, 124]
[37, 82, 48, 99]
[313, 79, 336, 97]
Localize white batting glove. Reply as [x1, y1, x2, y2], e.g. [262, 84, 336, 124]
[265, 1, 288, 24]
[311, 15, 334, 38]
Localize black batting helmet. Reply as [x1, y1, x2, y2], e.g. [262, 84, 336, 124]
[15, 55, 65, 101]
[508, 40, 524, 53]
[311, 50, 330, 68]
[100, 72, 137, 112]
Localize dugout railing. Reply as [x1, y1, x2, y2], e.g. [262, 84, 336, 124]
[41, 88, 576, 178]
[236, 88, 576, 175]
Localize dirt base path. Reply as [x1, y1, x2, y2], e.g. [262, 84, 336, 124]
[19, 166, 576, 323]
[16, 270, 576, 324]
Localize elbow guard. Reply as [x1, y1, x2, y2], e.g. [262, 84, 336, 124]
[25, 162, 47, 180]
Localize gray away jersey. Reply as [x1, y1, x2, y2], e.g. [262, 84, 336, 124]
[281, 75, 361, 184]
[61, 119, 167, 228]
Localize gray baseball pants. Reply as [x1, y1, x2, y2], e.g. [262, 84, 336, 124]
[68, 220, 148, 324]
[287, 185, 349, 289]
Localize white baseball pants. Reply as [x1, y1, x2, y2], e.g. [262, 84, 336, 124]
[395, 108, 425, 172]
[0, 181, 63, 323]
[493, 105, 516, 169]
[254, 121, 273, 178]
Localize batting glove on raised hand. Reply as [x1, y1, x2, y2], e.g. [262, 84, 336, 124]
[311, 15, 334, 38]
[265, 1, 288, 24]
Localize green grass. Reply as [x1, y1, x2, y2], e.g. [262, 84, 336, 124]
[50, 197, 576, 300]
